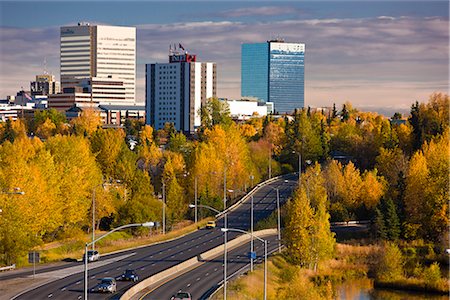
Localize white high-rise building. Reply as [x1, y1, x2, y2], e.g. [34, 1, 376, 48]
[60, 23, 136, 104]
[145, 47, 216, 133]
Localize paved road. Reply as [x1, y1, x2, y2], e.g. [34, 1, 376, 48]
[142, 234, 279, 300]
[13, 175, 297, 300]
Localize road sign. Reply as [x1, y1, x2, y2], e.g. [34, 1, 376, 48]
[28, 252, 40, 264]
[248, 251, 256, 259]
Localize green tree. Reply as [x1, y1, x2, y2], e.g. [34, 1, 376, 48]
[375, 242, 404, 281]
[373, 207, 387, 240]
[200, 97, 232, 130]
[384, 198, 400, 241]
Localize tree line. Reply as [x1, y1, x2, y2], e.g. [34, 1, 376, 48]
[0, 93, 448, 266]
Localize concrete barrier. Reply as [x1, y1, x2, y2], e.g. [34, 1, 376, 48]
[120, 229, 277, 300]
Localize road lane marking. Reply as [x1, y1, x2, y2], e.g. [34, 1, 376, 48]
[48, 294, 53, 298]
[61, 287, 66, 291]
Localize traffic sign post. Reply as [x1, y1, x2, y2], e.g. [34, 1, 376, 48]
[28, 251, 40, 279]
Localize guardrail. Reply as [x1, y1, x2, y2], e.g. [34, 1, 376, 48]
[215, 174, 287, 219]
[330, 220, 371, 226]
[0, 264, 15, 272]
[120, 229, 277, 300]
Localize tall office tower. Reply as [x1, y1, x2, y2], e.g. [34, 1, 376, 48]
[60, 23, 136, 104]
[146, 46, 216, 133]
[30, 74, 60, 96]
[241, 40, 305, 114]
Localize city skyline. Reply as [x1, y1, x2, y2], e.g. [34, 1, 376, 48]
[0, 1, 448, 115]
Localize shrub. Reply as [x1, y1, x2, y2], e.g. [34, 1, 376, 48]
[374, 242, 404, 281]
[423, 262, 441, 288]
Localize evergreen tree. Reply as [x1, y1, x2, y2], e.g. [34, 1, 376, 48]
[385, 198, 400, 241]
[373, 206, 387, 240]
[341, 104, 350, 121]
[332, 103, 337, 119]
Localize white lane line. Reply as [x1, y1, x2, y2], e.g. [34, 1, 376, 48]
[205, 273, 209, 276]
[151, 263, 156, 266]
[104, 271, 109, 274]
[128, 263, 133, 266]
[48, 294, 53, 298]
[61, 287, 66, 291]
[116, 267, 120, 270]
[140, 267, 145, 270]
[76, 281, 80, 285]
[214, 268, 218, 271]
[78, 296, 82, 299]
[187, 283, 191, 287]
[90, 275, 96, 279]
[196, 277, 200, 281]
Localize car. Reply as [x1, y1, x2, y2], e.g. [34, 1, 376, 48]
[206, 221, 216, 229]
[83, 250, 100, 262]
[95, 277, 117, 293]
[171, 291, 192, 300]
[119, 269, 139, 282]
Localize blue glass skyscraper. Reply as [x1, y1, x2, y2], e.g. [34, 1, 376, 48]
[241, 40, 305, 114]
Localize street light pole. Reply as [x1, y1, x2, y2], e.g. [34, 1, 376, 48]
[194, 176, 198, 224]
[223, 167, 227, 300]
[221, 228, 268, 300]
[162, 181, 166, 235]
[276, 188, 281, 253]
[84, 222, 154, 300]
[92, 188, 96, 251]
[250, 195, 254, 271]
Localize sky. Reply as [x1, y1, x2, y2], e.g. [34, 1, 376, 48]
[0, 1, 448, 114]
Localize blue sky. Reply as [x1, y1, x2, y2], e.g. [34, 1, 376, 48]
[0, 1, 448, 113]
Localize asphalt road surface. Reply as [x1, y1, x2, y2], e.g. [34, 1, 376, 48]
[142, 234, 279, 300]
[13, 175, 297, 300]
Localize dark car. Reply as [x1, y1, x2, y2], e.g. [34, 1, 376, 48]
[171, 291, 192, 300]
[119, 269, 139, 282]
[95, 277, 116, 293]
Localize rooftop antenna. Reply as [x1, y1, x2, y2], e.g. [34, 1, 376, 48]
[43, 57, 48, 75]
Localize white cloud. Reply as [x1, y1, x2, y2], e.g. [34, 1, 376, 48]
[0, 16, 448, 111]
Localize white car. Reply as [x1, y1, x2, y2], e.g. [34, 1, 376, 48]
[84, 250, 100, 262]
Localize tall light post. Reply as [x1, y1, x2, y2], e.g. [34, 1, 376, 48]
[84, 222, 154, 300]
[188, 204, 221, 214]
[221, 228, 268, 300]
[91, 180, 121, 251]
[250, 195, 254, 271]
[194, 176, 198, 224]
[272, 187, 282, 253]
[162, 181, 166, 234]
[223, 167, 228, 300]
[293, 150, 301, 182]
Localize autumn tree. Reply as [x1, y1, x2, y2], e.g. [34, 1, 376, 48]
[284, 187, 313, 267]
[0, 136, 60, 264]
[200, 97, 232, 131]
[46, 135, 103, 230]
[71, 107, 102, 136]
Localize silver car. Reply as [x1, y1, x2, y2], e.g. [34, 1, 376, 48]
[96, 277, 116, 293]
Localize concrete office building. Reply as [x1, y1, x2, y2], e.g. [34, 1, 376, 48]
[241, 40, 305, 114]
[60, 23, 136, 103]
[146, 46, 216, 133]
[30, 74, 60, 96]
[47, 76, 126, 111]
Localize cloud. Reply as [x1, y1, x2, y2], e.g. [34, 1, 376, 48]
[0, 15, 448, 111]
[215, 6, 305, 18]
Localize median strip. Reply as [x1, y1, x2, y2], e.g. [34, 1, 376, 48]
[120, 229, 277, 300]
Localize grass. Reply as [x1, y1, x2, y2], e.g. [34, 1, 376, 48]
[33, 218, 212, 265]
[211, 242, 449, 299]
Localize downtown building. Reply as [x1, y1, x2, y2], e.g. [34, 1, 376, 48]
[60, 23, 136, 104]
[145, 47, 216, 133]
[241, 40, 305, 114]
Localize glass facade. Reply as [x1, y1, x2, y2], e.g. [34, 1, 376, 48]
[241, 41, 305, 114]
[241, 43, 269, 102]
[269, 42, 304, 114]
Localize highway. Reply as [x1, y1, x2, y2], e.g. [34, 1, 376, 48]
[142, 234, 279, 300]
[12, 175, 297, 300]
